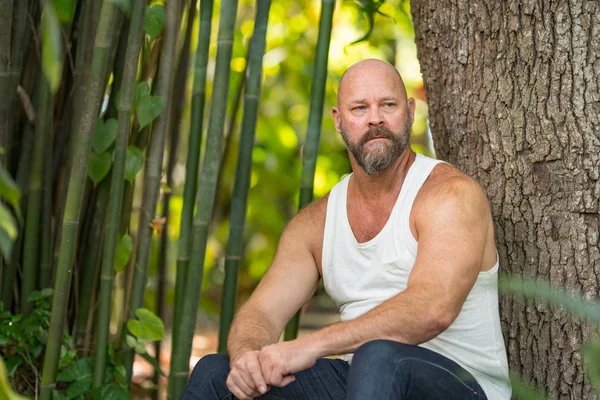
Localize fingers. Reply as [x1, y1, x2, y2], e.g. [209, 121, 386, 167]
[280, 374, 296, 387]
[246, 356, 269, 394]
[227, 351, 269, 399]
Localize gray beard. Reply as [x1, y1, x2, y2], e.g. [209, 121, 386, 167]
[340, 118, 412, 175]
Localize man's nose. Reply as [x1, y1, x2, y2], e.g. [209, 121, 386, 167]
[368, 107, 384, 126]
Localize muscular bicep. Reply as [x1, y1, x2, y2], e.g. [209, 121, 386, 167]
[407, 178, 491, 324]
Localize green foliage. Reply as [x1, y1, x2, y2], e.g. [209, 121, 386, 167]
[350, 0, 393, 45]
[124, 147, 143, 182]
[136, 92, 164, 131]
[92, 118, 118, 153]
[127, 308, 165, 342]
[114, 234, 133, 272]
[87, 151, 113, 185]
[108, 0, 132, 17]
[1, 293, 129, 398]
[41, 2, 63, 93]
[144, 5, 166, 39]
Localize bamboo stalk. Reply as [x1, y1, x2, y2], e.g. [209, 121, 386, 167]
[39, 81, 54, 290]
[21, 75, 52, 315]
[93, 0, 146, 387]
[121, 0, 182, 382]
[284, 0, 335, 341]
[168, 1, 239, 396]
[0, 0, 14, 163]
[172, 0, 214, 355]
[39, 2, 122, 398]
[154, 1, 197, 394]
[218, 0, 271, 354]
[2, 0, 28, 169]
[74, 179, 108, 345]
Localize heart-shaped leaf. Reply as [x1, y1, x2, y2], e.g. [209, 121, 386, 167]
[57, 358, 93, 382]
[88, 152, 112, 185]
[137, 95, 163, 131]
[133, 82, 150, 114]
[125, 147, 143, 182]
[114, 234, 132, 273]
[93, 118, 118, 153]
[144, 5, 165, 39]
[127, 308, 164, 341]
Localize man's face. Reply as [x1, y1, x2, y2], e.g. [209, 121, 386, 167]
[332, 60, 416, 175]
[339, 114, 412, 175]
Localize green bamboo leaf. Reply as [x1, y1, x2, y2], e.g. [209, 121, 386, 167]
[52, 0, 74, 24]
[41, 288, 54, 298]
[57, 358, 93, 382]
[0, 164, 22, 220]
[92, 118, 118, 153]
[127, 308, 164, 341]
[144, 5, 166, 39]
[89, 384, 130, 400]
[114, 234, 132, 272]
[41, 3, 63, 93]
[499, 274, 600, 324]
[88, 152, 113, 185]
[125, 147, 143, 181]
[137, 94, 164, 130]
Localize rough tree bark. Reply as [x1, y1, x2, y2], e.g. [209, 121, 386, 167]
[411, 1, 600, 399]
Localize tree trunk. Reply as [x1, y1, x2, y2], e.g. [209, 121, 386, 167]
[411, 1, 600, 399]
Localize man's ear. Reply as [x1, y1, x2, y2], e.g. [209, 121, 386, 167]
[407, 98, 416, 121]
[332, 107, 341, 133]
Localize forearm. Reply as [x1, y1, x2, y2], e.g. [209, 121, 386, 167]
[227, 303, 282, 361]
[300, 288, 448, 358]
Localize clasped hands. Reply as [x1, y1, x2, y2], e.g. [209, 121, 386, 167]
[226, 339, 318, 400]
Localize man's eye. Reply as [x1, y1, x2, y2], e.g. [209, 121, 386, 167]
[383, 102, 395, 108]
[354, 106, 367, 111]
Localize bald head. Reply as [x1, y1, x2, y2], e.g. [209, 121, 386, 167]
[337, 59, 407, 106]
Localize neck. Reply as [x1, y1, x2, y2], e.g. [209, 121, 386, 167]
[348, 149, 416, 201]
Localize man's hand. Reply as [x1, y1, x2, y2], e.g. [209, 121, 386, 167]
[226, 350, 269, 400]
[259, 339, 319, 387]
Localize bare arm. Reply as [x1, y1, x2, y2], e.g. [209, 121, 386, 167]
[225, 199, 325, 398]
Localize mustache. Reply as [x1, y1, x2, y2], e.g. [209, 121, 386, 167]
[359, 126, 396, 146]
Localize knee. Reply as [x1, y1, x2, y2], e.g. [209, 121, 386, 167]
[188, 353, 230, 386]
[352, 340, 415, 368]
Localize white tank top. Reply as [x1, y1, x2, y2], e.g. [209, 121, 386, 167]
[322, 153, 511, 400]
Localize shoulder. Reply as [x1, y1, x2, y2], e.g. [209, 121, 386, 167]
[414, 163, 491, 226]
[280, 194, 329, 246]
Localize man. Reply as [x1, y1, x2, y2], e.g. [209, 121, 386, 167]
[182, 59, 511, 399]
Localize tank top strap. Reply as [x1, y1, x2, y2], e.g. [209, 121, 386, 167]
[396, 153, 446, 213]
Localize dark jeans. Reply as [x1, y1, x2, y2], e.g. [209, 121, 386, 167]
[180, 340, 488, 399]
